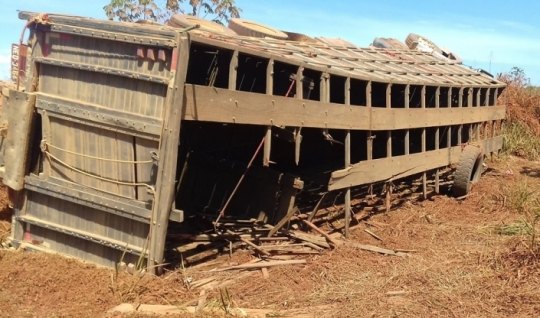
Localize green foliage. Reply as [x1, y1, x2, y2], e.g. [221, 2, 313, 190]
[104, 0, 241, 24]
[502, 121, 540, 160]
[498, 180, 540, 250]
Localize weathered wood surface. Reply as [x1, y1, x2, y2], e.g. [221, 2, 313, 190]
[329, 136, 503, 190]
[148, 35, 190, 273]
[183, 85, 505, 130]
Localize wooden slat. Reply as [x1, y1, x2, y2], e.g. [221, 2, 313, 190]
[183, 85, 506, 131]
[328, 136, 503, 190]
[148, 35, 190, 273]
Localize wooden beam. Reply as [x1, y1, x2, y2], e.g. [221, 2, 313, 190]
[328, 136, 503, 190]
[183, 85, 506, 131]
[387, 131, 392, 158]
[422, 128, 427, 199]
[296, 66, 304, 99]
[263, 126, 271, 167]
[228, 50, 238, 90]
[345, 77, 351, 106]
[435, 87, 440, 108]
[344, 130, 351, 238]
[386, 83, 392, 109]
[148, 35, 190, 274]
[266, 59, 274, 95]
[435, 127, 440, 193]
[421, 85, 426, 109]
[404, 130, 410, 155]
[302, 220, 339, 246]
[404, 84, 410, 109]
[366, 81, 372, 108]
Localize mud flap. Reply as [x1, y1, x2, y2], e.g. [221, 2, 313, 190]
[0, 89, 35, 190]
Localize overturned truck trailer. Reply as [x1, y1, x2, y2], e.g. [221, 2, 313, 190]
[0, 12, 506, 272]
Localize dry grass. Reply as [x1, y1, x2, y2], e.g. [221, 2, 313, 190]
[499, 71, 540, 160]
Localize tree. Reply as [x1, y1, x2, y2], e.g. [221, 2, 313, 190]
[104, 0, 241, 25]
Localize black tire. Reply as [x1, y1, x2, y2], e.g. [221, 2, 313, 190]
[452, 145, 484, 197]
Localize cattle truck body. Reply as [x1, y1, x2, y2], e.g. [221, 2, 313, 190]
[0, 12, 506, 272]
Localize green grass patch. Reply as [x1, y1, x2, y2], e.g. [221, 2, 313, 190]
[502, 121, 540, 160]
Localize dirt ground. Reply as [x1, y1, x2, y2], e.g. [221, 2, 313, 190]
[0, 156, 539, 317]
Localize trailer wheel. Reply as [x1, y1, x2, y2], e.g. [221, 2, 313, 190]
[452, 145, 484, 197]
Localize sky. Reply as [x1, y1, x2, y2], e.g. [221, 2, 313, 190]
[1, 0, 539, 85]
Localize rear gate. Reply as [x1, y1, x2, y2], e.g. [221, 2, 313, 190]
[5, 18, 185, 270]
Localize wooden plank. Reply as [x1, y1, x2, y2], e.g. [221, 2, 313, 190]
[290, 231, 331, 249]
[148, 35, 190, 274]
[183, 85, 506, 131]
[18, 215, 146, 255]
[266, 59, 273, 95]
[228, 50, 238, 90]
[25, 175, 151, 223]
[404, 84, 410, 108]
[296, 67, 304, 99]
[344, 130, 351, 237]
[344, 77, 351, 105]
[346, 241, 405, 257]
[328, 136, 503, 190]
[263, 126, 272, 167]
[386, 83, 392, 109]
[421, 85, 426, 108]
[34, 56, 170, 84]
[216, 259, 306, 271]
[302, 220, 339, 246]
